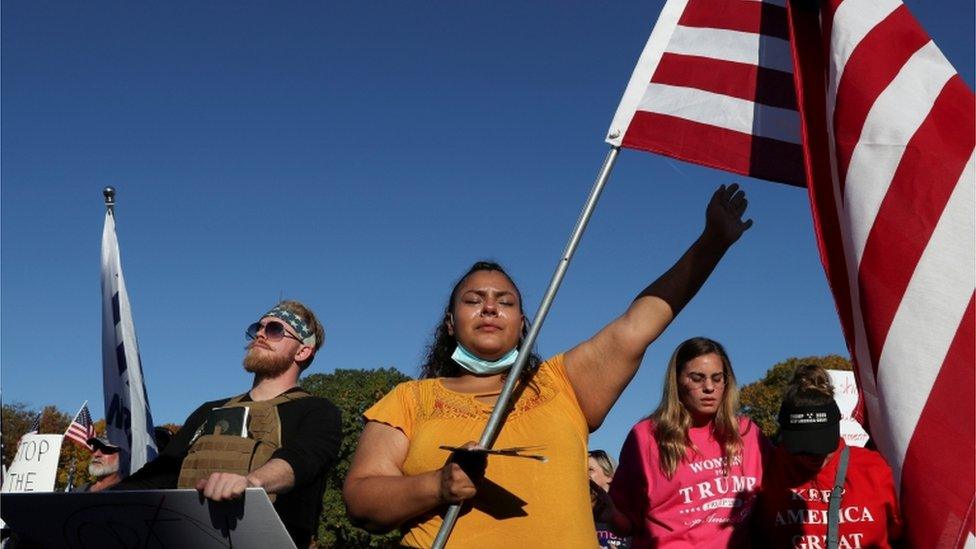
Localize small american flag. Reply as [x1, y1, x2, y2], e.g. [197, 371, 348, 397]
[64, 402, 95, 449]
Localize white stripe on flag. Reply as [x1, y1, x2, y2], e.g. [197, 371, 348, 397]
[637, 83, 801, 143]
[844, 41, 956, 265]
[829, 0, 901, 86]
[667, 25, 793, 74]
[825, 0, 902, 169]
[875, 151, 975, 487]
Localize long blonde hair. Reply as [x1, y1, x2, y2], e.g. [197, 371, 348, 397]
[650, 337, 743, 479]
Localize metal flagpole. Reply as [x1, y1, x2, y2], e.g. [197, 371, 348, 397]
[431, 146, 620, 549]
[64, 458, 77, 492]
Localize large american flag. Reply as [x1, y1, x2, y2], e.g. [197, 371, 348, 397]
[607, 0, 974, 547]
[64, 402, 96, 449]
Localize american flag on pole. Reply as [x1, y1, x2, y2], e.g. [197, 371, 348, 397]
[607, 1, 974, 547]
[102, 205, 158, 475]
[64, 402, 96, 449]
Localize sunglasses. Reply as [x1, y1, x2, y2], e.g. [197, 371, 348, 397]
[245, 320, 303, 343]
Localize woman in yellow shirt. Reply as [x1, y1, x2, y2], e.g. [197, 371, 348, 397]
[343, 184, 752, 547]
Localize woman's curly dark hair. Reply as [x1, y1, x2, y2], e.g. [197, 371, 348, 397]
[420, 261, 542, 382]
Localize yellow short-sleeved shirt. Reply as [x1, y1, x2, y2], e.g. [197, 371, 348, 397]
[364, 354, 596, 548]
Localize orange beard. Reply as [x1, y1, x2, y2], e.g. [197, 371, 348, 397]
[243, 343, 293, 377]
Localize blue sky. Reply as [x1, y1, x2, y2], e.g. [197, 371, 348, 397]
[2, 1, 972, 460]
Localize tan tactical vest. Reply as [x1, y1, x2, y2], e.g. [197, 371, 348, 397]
[177, 389, 311, 498]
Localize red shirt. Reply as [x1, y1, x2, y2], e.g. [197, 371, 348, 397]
[756, 440, 902, 548]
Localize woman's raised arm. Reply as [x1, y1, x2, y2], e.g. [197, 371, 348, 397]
[564, 184, 752, 431]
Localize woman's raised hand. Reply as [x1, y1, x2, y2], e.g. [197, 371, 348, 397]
[704, 183, 753, 246]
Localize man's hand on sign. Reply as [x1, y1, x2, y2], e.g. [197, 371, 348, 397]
[196, 472, 251, 501]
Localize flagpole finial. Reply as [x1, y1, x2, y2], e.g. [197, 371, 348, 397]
[103, 186, 116, 215]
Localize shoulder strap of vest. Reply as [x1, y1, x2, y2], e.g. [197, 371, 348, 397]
[279, 388, 312, 401]
[224, 393, 250, 406]
[220, 388, 312, 409]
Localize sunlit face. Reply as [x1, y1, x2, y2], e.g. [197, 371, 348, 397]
[587, 456, 613, 491]
[446, 270, 524, 362]
[243, 316, 306, 376]
[88, 448, 120, 478]
[678, 352, 727, 424]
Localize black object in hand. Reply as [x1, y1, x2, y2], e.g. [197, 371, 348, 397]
[448, 448, 488, 483]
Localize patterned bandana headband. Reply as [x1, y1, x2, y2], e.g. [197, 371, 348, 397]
[264, 306, 317, 347]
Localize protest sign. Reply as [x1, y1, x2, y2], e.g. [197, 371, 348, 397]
[827, 369, 870, 447]
[1, 434, 63, 493]
[1, 488, 294, 548]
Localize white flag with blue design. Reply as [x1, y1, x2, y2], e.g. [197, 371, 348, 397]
[101, 209, 157, 475]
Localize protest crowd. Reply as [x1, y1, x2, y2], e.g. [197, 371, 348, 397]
[1, 0, 970, 546]
[2, 186, 903, 549]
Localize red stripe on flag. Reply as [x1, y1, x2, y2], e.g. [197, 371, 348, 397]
[65, 431, 92, 448]
[858, 76, 975, 372]
[787, 2, 860, 354]
[899, 294, 975, 549]
[678, 0, 789, 40]
[620, 111, 805, 185]
[651, 53, 797, 110]
[832, 6, 931, 194]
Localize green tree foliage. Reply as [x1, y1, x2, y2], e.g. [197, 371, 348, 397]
[740, 355, 853, 437]
[301, 367, 412, 548]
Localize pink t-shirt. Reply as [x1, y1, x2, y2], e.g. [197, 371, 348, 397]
[609, 416, 766, 548]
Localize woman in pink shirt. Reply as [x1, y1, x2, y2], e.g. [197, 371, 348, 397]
[608, 337, 766, 548]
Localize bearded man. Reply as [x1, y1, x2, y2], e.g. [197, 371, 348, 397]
[115, 300, 341, 548]
[80, 437, 124, 492]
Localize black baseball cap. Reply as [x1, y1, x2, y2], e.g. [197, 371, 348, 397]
[87, 436, 121, 454]
[777, 401, 841, 455]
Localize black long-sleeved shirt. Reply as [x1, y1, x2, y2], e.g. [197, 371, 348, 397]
[117, 388, 342, 547]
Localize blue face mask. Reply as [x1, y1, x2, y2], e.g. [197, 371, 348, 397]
[451, 343, 519, 375]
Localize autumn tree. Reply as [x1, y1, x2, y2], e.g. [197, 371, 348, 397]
[740, 354, 853, 437]
[301, 367, 412, 548]
[0, 402, 88, 490]
[2, 402, 40, 468]
[1, 404, 71, 470]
